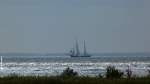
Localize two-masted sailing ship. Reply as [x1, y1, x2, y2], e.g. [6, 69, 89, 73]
[70, 40, 91, 57]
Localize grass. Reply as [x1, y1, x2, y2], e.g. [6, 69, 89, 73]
[0, 76, 150, 84]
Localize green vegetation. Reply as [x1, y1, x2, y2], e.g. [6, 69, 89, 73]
[1, 75, 150, 84]
[126, 66, 132, 78]
[60, 67, 78, 77]
[0, 66, 150, 84]
[105, 66, 124, 78]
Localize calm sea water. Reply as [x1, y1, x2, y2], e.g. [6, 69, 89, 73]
[1, 55, 150, 76]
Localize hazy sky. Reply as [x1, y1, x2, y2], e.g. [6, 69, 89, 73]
[0, 0, 150, 53]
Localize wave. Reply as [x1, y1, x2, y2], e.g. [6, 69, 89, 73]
[0, 62, 150, 76]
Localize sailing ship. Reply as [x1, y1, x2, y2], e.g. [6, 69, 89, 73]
[70, 40, 91, 57]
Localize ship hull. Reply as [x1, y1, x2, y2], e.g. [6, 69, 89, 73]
[70, 55, 91, 57]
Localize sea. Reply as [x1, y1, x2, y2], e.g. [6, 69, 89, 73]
[0, 54, 150, 77]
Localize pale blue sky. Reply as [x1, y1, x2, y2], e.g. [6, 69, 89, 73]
[0, 0, 150, 53]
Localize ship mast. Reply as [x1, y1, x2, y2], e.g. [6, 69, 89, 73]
[83, 40, 87, 56]
[70, 47, 74, 56]
[75, 39, 80, 56]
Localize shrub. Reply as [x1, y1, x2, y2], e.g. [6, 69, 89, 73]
[147, 69, 150, 77]
[60, 67, 78, 77]
[126, 66, 132, 78]
[98, 73, 103, 78]
[105, 66, 124, 79]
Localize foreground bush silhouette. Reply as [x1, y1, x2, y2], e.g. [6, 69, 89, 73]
[126, 66, 132, 78]
[106, 66, 124, 78]
[147, 69, 150, 78]
[60, 67, 78, 77]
